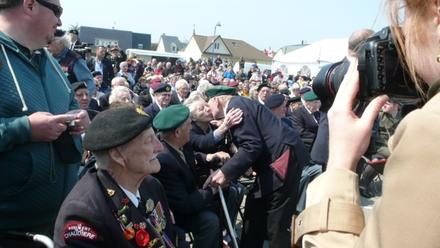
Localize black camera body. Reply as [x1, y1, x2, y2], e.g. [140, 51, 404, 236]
[313, 27, 423, 110]
[73, 42, 93, 59]
[357, 27, 420, 102]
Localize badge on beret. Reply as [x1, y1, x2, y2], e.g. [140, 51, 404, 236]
[107, 188, 115, 197]
[146, 199, 154, 213]
[63, 221, 98, 242]
[136, 107, 149, 117]
[166, 86, 171, 92]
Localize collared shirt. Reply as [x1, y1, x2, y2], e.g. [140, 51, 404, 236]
[119, 185, 141, 207]
[94, 59, 103, 75]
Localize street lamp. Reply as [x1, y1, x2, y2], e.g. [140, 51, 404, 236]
[211, 22, 221, 65]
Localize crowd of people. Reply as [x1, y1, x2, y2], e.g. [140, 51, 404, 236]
[1, 0, 439, 247]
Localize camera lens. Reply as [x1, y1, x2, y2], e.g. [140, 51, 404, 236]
[312, 59, 350, 111]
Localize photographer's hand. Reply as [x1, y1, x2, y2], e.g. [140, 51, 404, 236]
[327, 59, 389, 172]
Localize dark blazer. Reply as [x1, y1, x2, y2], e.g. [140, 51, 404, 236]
[86, 57, 114, 90]
[144, 102, 161, 121]
[153, 142, 214, 226]
[53, 168, 184, 248]
[290, 106, 319, 152]
[221, 96, 308, 198]
[190, 123, 220, 154]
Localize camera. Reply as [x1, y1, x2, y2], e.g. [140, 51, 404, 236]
[66, 120, 76, 131]
[73, 42, 93, 59]
[313, 26, 423, 111]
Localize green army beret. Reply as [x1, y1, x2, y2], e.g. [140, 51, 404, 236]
[83, 107, 152, 151]
[303, 91, 319, 101]
[153, 104, 190, 132]
[205, 86, 236, 99]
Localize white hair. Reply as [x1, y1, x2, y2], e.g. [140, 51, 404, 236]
[175, 79, 189, 89]
[184, 94, 206, 118]
[111, 77, 129, 88]
[52, 35, 71, 48]
[109, 86, 132, 104]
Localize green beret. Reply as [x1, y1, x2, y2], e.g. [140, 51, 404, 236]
[153, 104, 189, 132]
[205, 86, 236, 99]
[83, 107, 152, 151]
[303, 91, 319, 101]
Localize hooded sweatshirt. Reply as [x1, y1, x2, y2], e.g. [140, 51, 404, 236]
[0, 31, 81, 233]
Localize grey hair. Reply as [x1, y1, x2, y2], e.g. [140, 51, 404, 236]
[0, 0, 22, 11]
[93, 150, 110, 170]
[52, 35, 71, 49]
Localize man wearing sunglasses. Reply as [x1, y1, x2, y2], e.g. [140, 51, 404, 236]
[0, 0, 89, 242]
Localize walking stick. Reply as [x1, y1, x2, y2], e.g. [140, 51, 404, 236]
[218, 186, 239, 248]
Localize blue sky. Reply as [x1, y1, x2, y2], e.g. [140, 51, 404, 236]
[60, 0, 388, 51]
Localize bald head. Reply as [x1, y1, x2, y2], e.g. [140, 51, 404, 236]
[348, 28, 374, 55]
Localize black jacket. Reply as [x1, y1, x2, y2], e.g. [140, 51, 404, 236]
[221, 96, 308, 198]
[153, 142, 215, 227]
[290, 106, 319, 152]
[86, 57, 114, 90]
[54, 168, 186, 247]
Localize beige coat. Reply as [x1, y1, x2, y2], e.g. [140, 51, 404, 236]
[295, 92, 440, 248]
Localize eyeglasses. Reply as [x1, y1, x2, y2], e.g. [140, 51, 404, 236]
[35, 0, 63, 18]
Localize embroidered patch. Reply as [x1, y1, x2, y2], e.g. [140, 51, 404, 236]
[63, 221, 98, 242]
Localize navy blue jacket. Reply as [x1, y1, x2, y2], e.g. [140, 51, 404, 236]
[221, 96, 308, 197]
[144, 102, 161, 121]
[154, 142, 214, 226]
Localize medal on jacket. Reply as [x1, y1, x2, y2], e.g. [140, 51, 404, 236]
[146, 199, 154, 214]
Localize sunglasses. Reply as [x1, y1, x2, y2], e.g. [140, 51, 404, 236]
[35, 0, 63, 18]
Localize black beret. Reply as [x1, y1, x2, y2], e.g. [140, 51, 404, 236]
[287, 96, 301, 105]
[69, 29, 79, 35]
[299, 87, 311, 95]
[83, 107, 152, 151]
[151, 83, 171, 94]
[54, 29, 65, 37]
[205, 86, 236, 99]
[257, 83, 271, 92]
[92, 71, 102, 77]
[153, 104, 189, 132]
[71, 81, 87, 92]
[279, 88, 290, 96]
[265, 94, 285, 109]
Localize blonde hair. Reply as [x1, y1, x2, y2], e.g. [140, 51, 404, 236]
[387, 0, 433, 93]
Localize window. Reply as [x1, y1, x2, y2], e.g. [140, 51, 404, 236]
[214, 43, 220, 50]
[171, 42, 177, 52]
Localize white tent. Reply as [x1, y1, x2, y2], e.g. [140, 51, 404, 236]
[272, 38, 348, 76]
